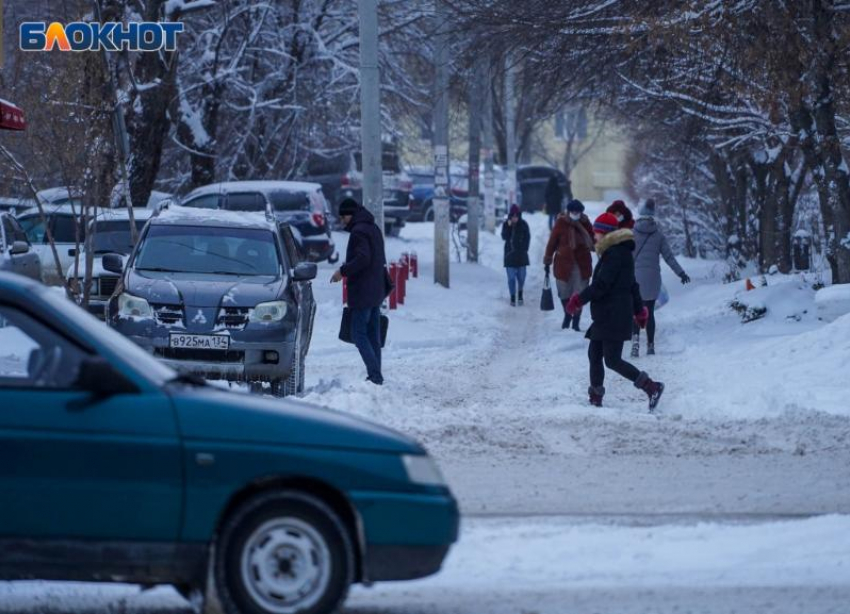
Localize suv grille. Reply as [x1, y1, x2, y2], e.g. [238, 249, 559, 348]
[153, 304, 183, 325]
[99, 277, 119, 298]
[217, 307, 250, 330]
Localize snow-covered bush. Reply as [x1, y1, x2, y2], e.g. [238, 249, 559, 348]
[729, 281, 816, 323]
[815, 285, 850, 322]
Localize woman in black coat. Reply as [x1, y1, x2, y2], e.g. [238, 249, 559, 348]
[501, 204, 531, 306]
[566, 212, 665, 410]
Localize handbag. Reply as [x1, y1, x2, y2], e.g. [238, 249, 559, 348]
[540, 273, 555, 311]
[339, 307, 389, 348]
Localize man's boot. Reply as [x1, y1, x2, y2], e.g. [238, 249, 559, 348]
[647, 343, 655, 356]
[518, 290, 524, 306]
[630, 332, 640, 358]
[588, 385, 605, 407]
[510, 295, 516, 307]
[635, 371, 664, 411]
[562, 314, 572, 329]
[572, 309, 582, 332]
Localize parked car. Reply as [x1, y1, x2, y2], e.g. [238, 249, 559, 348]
[106, 206, 316, 397]
[0, 270, 459, 614]
[407, 164, 510, 223]
[35, 186, 82, 207]
[0, 196, 36, 216]
[406, 166, 469, 223]
[0, 213, 41, 281]
[65, 209, 155, 318]
[299, 143, 411, 236]
[16, 204, 87, 283]
[180, 181, 338, 264]
[517, 165, 568, 214]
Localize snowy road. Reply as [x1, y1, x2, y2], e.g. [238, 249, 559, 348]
[4, 515, 850, 613]
[4, 210, 850, 613]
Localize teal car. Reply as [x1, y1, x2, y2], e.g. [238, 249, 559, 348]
[0, 272, 459, 614]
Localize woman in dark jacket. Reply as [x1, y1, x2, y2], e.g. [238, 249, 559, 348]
[566, 212, 665, 410]
[501, 204, 531, 306]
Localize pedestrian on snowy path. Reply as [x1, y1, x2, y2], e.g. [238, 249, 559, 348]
[543, 199, 593, 331]
[565, 212, 665, 410]
[501, 204, 531, 306]
[606, 200, 635, 230]
[630, 199, 691, 358]
[544, 175, 564, 230]
[331, 198, 387, 385]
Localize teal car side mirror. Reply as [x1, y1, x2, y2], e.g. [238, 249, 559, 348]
[75, 357, 139, 397]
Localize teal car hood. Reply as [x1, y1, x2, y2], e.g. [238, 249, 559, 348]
[171, 387, 422, 454]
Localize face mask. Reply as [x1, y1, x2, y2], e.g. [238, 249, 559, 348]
[569, 213, 581, 221]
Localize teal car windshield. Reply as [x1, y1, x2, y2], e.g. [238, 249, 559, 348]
[37, 287, 176, 385]
[136, 225, 281, 277]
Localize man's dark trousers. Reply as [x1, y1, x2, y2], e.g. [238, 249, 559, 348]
[351, 306, 382, 383]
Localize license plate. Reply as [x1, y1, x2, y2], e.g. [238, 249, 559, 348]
[169, 333, 230, 350]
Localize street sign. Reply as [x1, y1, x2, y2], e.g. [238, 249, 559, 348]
[0, 99, 26, 131]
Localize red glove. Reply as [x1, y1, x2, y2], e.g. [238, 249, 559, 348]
[634, 306, 649, 329]
[566, 293, 583, 316]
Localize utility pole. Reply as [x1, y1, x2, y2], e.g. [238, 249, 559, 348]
[433, 1, 450, 287]
[482, 57, 496, 233]
[358, 0, 384, 232]
[504, 54, 518, 211]
[467, 57, 483, 262]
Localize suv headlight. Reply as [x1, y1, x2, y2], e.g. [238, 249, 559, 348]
[402, 454, 446, 487]
[118, 292, 153, 318]
[249, 300, 288, 323]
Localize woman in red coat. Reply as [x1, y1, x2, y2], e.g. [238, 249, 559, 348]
[543, 199, 594, 330]
[606, 199, 635, 230]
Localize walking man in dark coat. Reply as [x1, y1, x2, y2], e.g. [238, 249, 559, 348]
[501, 204, 531, 306]
[566, 212, 665, 410]
[544, 175, 564, 230]
[331, 198, 387, 385]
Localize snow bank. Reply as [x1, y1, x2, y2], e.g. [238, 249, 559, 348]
[381, 514, 850, 592]
[815, 284, 850, 322]
[729, 280, 816, 323]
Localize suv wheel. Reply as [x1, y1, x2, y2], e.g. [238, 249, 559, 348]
[424, 203, 434, 222]
[215, 491, 354, 614]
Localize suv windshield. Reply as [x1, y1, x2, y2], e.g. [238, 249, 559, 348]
[91, 219, 147, 254]
[135, 225, 281, 276]
[267, 191, 310, 212]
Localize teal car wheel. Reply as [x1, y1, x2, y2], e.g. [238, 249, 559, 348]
[215, 491, 353, 614]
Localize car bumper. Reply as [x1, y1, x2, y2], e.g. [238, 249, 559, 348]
[128, 334, 296, 382]
[349, 490, 459, 581]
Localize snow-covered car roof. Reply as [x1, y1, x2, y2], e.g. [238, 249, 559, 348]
[182, 180, 324, 202]
[36, 187, 79, 205]
[95, 208, 157, 223]
[151, 205, 277, 231]
[17, 205, 157, 219]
